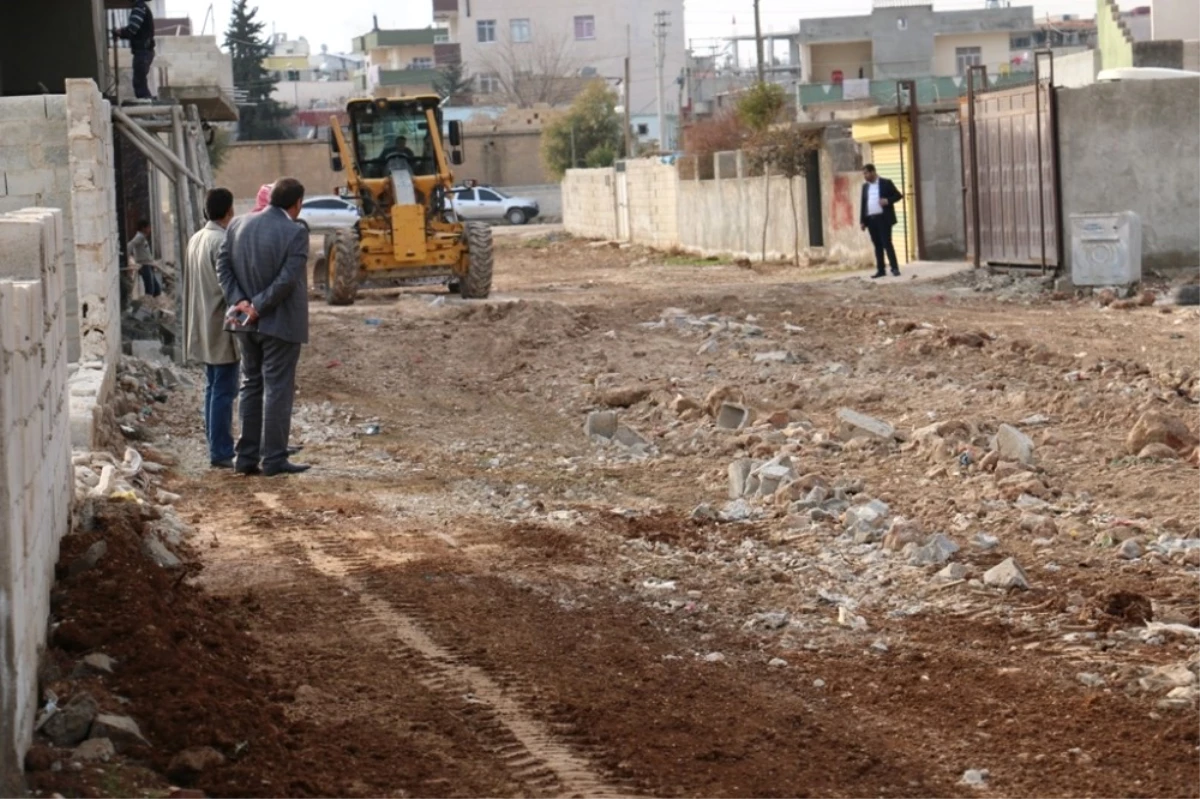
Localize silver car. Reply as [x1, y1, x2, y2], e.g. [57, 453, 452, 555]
[297, 195, 359, 231]
[447, 185, 540, 225]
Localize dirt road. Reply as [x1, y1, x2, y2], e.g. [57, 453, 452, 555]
[45, 237, 1199, 797]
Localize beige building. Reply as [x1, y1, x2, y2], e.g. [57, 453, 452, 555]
[433, 0, 685, 118]
[353, 26, 447, 98]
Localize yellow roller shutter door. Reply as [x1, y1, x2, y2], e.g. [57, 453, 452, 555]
[872, 141, 917, 266]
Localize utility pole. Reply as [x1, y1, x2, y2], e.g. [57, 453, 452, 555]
[624, 24, 632, 158]
[754, 0, 765, 84]
[654, 10, 670, 151]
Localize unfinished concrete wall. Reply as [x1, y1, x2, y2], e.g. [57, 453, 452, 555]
[562, 168, 618, 240]
[917, 112, 966, 259]
[0, 81, 120, 371]
[0, 209, 73, 791]
[0, 96, 77, 363]
[1057, 78, 1200, 272]
[116, 36, 235, 101]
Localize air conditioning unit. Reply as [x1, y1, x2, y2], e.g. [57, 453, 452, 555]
[1070, 211, 1142, 286]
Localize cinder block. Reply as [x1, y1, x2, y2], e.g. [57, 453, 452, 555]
[0, 96, 50, 121]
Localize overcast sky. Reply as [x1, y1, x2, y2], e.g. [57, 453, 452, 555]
[170, 0, 1100, 58]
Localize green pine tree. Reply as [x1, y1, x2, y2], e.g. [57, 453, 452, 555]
[433, 62, 474, 104]
[225, 0, 294, 141]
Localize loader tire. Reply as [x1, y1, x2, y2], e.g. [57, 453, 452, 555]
[326, 228, 359, 306]
[461, 222, 494, 300]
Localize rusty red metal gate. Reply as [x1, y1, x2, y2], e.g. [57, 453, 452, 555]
[959, 54, 1061, 271]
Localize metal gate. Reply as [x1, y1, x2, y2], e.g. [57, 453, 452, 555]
[960, 53, 1061, 271]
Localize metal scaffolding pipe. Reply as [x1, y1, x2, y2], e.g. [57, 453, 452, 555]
[112, 107, 204, 187]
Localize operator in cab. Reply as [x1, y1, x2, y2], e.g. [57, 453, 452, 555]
[380, 136, 416, 164]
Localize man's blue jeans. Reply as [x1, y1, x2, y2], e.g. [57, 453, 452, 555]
[204, 362, 239, 464]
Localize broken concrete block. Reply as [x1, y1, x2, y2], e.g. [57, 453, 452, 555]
[836, 408, 895, 442]
[584, 410, 619, 440]
[89, 714, 148, 752]
[716, 402, 753, 431]
[750, 456, 795, 497]
[995, 423, 1035, 465]
[983, 557, 1030, 590]
[935, 562, 969, 581]
[909, 533, 960, 566]
[728, 459, 758, 499]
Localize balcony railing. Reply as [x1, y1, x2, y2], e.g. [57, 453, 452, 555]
[797, 71, 1036, 108]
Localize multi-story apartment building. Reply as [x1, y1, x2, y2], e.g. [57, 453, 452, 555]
[353, 25, 451, 99]
[431, 0, 685, 121]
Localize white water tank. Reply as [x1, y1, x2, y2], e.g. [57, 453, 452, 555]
[1069, 211, 1142, 286]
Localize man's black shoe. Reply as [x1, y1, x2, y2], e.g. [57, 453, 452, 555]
[263, 461, 311, 477]
[211, 459, 234, 469]
[871, 272, 886, 279]
[891, 269, 901, 277]
[236, 463, 262, 476]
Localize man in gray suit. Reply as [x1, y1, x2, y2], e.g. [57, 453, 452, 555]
[216, 178, 311, 476]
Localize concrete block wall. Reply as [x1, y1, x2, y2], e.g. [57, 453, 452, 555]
[65, 79, 121, 368]
[563, 154, 875, 265]
[562, 168, 618, 240]
[0, 209, 72, 787]
[625, 160, 681, 249]
[0, 96, 78, 363]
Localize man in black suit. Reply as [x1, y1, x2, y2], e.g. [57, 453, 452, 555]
[860, 163, 904, 278]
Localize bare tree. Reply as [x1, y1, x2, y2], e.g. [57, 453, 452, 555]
[475, 30, 584, 107]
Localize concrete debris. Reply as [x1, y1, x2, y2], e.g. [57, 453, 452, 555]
[142, 534, 182, 569]
[983, 557, 1030, 590]
[845, 500, 890, 541]
[595, 385, 651, 408]
[67, 540, 107, 579]
[703, 652, 726, 663]
[1116, 539, 1142, 560]
[836, 408, 895, 442]
[882, 517, 923, 551]
[995, 423, 1035, 465]
[168, 746, 226, 781]
[584, 410, 619, 441]
[837, 606, 868, 630]
[71, 737, 115, 764]
[612, 425, 650, 453]
[1077, 672, 1106, 688]
[716, 402, 754, 431]
[82, 653, 115, 675]
[42, 692, 98, 747]
[1138, 443, 1178, 460]
[89, 713, 149, 752]
[768, 658, 789, 668]
[690, 503, 717, 521]
[935, 563, 969, 581]
[909, 534, 960, 566]
[960, 769, 989, 787]
[719, 499, 754, 522]
[753, 350, 798, 364]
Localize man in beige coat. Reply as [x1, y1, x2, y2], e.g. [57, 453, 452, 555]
[183, 188, 240, 468]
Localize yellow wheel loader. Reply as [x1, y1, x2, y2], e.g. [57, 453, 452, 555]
[313, 95, 493, 305]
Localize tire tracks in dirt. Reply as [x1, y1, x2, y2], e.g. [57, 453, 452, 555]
[250, 490, 633, 799]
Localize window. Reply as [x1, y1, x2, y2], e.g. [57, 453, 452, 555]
[410, 57, 434, 69]
[955, 46, 983, 76]
[456, 189, 477, 201]
[511, 18, 531, 43]
[286, 69, 301, 81]
[477, 72, 501, 93]
[635, 123, 649, 136]
[434, 29, 450, 43]
[1010, 34, 1031, 49]
[574, 15, 595, 40]
[478, 189, 501, 202]
[477, 19, 496, 43]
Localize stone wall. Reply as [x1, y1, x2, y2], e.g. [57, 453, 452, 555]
[0, 209, 73, 790]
